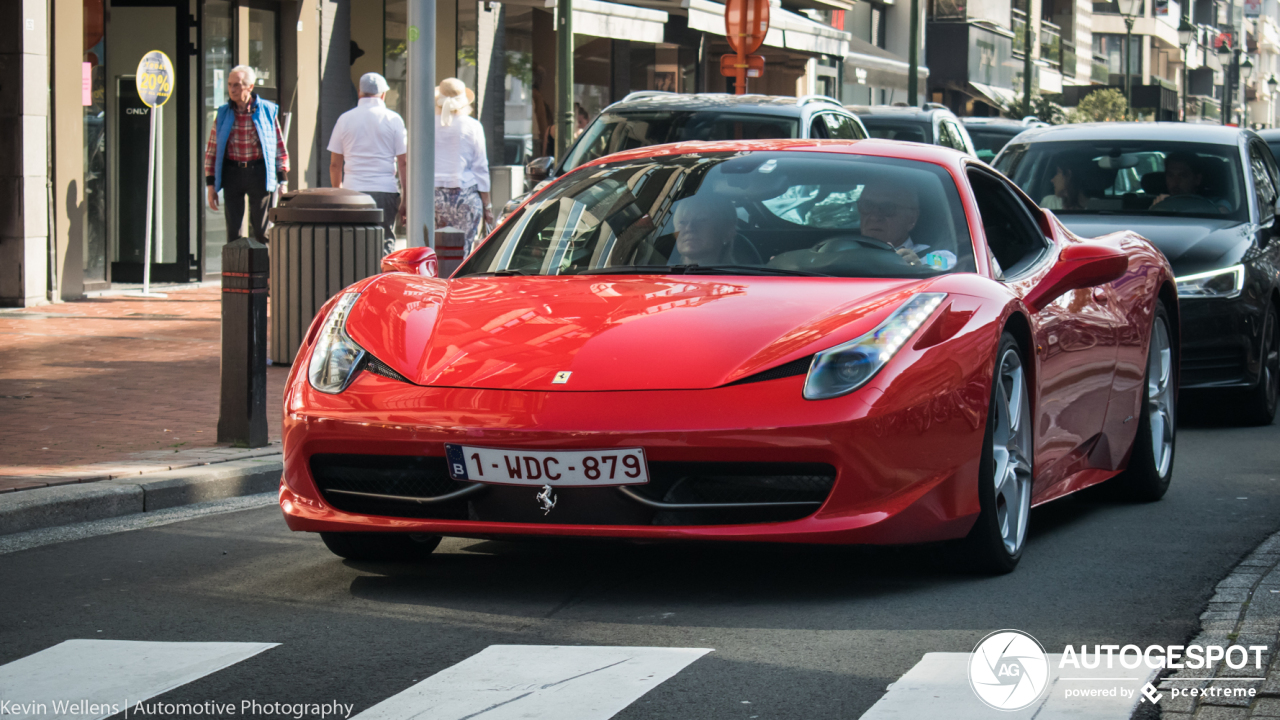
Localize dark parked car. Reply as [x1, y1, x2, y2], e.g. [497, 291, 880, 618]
[504, 92, 867, 218]
[962, 116, 1048, 162]
[995, 123, 1280, 424]
[1256, 128, 1280, 163]
[847, 104, 978, 158]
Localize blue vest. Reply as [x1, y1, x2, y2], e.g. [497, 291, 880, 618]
[214, 95, 280, 193]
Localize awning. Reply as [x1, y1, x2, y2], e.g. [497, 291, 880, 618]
[685, 0, 850, 56]
[550, 0, 669, 43]
[843, 35, 928, 89]
[968, 81, 1018, 108]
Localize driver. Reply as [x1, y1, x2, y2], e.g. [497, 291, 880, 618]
[857, 180, 956, 270]
[672, 195, 739, 265]
[1151, 152, 1230, 213]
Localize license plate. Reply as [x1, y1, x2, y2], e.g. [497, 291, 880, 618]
[444, 444, 649, 486]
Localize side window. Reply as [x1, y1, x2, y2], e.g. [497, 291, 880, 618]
[1250, 142, 1277, 221]
[968, 169, 1050, 277]
[947, 121, 972, 154]
[935, 121, 954, 149]
[823, 113, 858, 140]
[839, 114, 866, 139]
[808, 115, 830, 139]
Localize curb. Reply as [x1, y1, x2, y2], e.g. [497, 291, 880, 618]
[1156, 530, 1280, 718]
[0, 456, 283, 536]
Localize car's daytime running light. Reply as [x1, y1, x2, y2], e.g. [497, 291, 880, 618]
[308, 293, 365, 394]
[1175, 265, 1245, 299]
[803, 293, 947, 400]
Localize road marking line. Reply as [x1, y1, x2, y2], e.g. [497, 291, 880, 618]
[351, 645, 712, 720]
[860, 653, 1156, 720]
[0, 639, 277, 720]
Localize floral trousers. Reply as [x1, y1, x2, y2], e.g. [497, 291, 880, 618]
[434, 186, 484, 257]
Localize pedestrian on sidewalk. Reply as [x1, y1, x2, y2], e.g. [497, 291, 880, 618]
[434, 78, 492, 257]
[204, 65, 289, 244]
[327, 72, 408, 256]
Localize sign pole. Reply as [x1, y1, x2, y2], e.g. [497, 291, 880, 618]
[132, 49, 174, 298]
[141, 104, 161, 296]
[737, 1, 748, 94]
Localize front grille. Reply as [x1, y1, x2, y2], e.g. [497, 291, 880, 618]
[310, 454, 471, 518]
[1183, 346, 1246, 386]
[309, 454, 837, 526]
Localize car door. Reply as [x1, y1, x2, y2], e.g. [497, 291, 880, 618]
[967, 166, 1121, 498]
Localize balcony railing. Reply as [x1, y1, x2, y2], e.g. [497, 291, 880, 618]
[1013, 8, 1028, 55]
[1092, 0, 1143, 14]
[1092, 55, 1111, 83]
[1062, 41, 1078, 77]
[931, 0, 967, 20]
[1041, 20, 1062, 66]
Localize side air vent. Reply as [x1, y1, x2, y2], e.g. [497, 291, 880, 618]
[363, 355, 412, 383]
[725, 355, 813, 387]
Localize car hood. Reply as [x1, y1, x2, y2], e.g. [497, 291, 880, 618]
[344, 274, 925, 391]
[1055, 214, 1255, 276]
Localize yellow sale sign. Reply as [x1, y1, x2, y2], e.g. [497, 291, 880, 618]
[135, 50, 174, 108]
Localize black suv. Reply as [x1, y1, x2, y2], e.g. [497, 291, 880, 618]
[847, 104, 977, 158]
[506, 92, 867, 216]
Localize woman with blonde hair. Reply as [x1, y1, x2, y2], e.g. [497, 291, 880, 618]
[434, 78, 492, 255]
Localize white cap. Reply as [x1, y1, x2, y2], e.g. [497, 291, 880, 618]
[359, 72, 390, 95]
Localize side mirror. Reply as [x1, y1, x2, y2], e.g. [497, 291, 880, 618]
[526, 156, 555, 184]
[380, 246, 439, 278]
[1024, 243, 1129, 313]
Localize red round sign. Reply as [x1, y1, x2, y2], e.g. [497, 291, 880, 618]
[724, 0, 770, 56]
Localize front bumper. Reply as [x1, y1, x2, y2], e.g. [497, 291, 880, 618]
[1180, 294, 1264, 389]
[281, 361, 990, 545]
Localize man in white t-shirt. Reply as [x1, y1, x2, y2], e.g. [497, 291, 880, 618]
[328, 73, 408, 255]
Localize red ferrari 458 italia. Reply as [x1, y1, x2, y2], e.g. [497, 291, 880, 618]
[280, 139, 1177, 573]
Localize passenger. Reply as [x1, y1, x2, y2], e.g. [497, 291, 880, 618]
[857, 180, 956, 270]
[1151, 152, 1230, 213]
[1041, 160, 1089, 211]
[672, 195, 739, 265]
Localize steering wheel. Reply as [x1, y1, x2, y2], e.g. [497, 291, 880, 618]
[733, 233, 764, 264]
[813, 235, 903, 257]
[1152, 194, 1220, 213]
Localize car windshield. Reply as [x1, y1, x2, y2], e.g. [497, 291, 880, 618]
[966, 127, 1017, 162]
[995, 140, 1247, 220]
[860, 119, 927, 143]
[457, 151, 975, 279]
[561, 111, 800, 174]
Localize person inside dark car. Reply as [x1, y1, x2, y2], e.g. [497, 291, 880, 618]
[1152, 152, 1230, 213]
[856, 180, 957, 270]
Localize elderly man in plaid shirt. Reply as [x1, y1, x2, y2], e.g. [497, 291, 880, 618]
[205, 65, 289, 243]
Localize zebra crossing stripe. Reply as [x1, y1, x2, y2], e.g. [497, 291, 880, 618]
[350, 645, 712, 720]
[0, 639, 277, 720]
[858, 652, 1157, 720]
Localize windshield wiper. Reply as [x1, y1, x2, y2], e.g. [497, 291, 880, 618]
[465, 268, 531, 277]
[576, 264, 827, 277]
[683, 264, 828, 277]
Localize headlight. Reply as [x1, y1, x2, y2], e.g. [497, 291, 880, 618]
[1175, 265, 1244, 299]
[803, 293, 947, 400]
[308, 293, 365, 394]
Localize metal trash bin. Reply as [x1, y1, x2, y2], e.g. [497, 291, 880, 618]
[268, 188, 384, 365]
[435, 229, 468, 277]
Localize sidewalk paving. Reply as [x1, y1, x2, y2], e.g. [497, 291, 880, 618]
[0, 285, 289, 495]
[1158, 528, 1280, 718]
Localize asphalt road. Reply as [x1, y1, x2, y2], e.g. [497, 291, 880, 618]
[3, 401, 1279, 720]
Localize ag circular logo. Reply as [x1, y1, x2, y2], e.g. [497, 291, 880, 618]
[968, 629, 1050, 711]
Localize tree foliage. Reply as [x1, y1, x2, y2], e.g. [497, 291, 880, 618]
[1065, 89, 1129, 123]
[1001, 94, 1065, 124]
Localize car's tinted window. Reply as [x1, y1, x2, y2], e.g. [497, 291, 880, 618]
[939, 121, 967, 152]
[823, 113, 861, 140]
[968, 127, 1017, 162]
[562, 111, 800, 173]
[461, 152, 974, 279]
[809, 115, 830, 139]
[1001, 140, 1248, 220]
[861, 118, 928, 143]
[1268, 142, 1280, 163]
[968, 169, 1049, 277]
[1250, 142, 1277, 219]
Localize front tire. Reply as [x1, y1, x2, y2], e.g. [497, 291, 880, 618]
[962, 332, 1033, 575]
[1115, 301, 1176, 501]
[319, 532, 442, 561]
[1237, 303, 1279, 426]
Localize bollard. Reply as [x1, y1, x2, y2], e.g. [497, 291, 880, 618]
[217, 237, 269, 448]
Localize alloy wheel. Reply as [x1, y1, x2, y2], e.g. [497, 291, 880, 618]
[1147, 317, 1175, 478]
[992, 347, 1033, 556]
